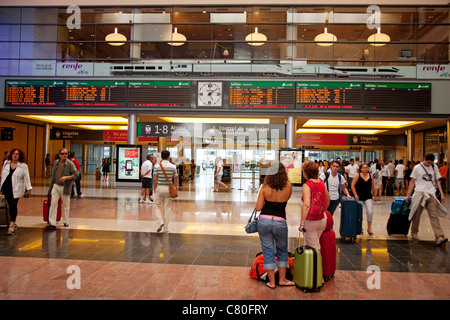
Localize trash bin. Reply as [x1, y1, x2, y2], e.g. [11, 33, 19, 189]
[96, 167, 101, 181]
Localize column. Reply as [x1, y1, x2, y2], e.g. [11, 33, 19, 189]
[43, 123, 51, 176]
[406, 129, 415, 163]
[128, 114, 137, 145]
[285, 7, 297, 60]
[285, 116, 297, 149]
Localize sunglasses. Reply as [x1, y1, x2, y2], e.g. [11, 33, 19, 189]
[60, 153, 68, 155]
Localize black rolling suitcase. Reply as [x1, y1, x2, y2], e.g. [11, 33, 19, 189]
[386, 197, 411, 236]
[0, 195, 10, 228]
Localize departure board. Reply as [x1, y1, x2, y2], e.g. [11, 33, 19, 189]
[5, 80, 65, 106]
[65, 80, 127, 107]
[364, 83, 431, 112]
[127, 81, 191, 108]
[229, 81, 295, 109]
[296, 82, 363, 110]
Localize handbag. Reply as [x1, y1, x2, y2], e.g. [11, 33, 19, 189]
[245, 208, 259, 234]
[420, 164, 441, 202]
[159, 163, 178, 198]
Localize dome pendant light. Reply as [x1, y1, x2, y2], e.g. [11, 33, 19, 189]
[105, 28, 127, 46]
[245, 27, 267, 46]
[367, 28, 390, 46]
[168, 27, 186, 46]
[314, 27, 337, 47]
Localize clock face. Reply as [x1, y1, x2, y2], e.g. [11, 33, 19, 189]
[198, 82, 222, 107]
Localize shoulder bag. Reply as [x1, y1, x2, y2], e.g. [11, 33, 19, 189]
[245, 208, 259, 234]
[159, 163, 178, 198]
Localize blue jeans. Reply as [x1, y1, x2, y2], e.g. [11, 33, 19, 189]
[257, 217, 289, 270]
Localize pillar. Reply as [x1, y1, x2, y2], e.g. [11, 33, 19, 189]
[43, 123, 51, 176]
[128, 114, 137, 145]
[286, 116, 297, 149]
[406, 129, 415, 163]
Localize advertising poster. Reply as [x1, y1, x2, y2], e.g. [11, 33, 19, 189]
[116, 145, 142, 182]
[279, 148, 304, 185]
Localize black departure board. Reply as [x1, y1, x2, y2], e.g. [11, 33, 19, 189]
[296, 82, 363, 110]
[65, 80, 127, 107]
[5, 80, 65, 106]
[127, 81, 191, 108]
[364, 83, 431, 112]
[229, 81, 295, 109]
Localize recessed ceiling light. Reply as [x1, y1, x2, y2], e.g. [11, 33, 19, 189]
[160, 117, 270, 124]
[296, 128, 387, 135]
[303, 119, 423, 128]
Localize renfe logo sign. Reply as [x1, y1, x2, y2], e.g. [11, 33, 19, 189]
[417, 64, 450, 78]
[56, 62, 93, 76]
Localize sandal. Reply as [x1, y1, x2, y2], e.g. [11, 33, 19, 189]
[266, 283, 276, 289]
[7, 222, 17, 235]
[279, 281, 295, 287]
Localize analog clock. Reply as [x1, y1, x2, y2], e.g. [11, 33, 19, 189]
[198, 82, 223, 107]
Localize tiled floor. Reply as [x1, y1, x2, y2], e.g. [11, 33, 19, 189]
[0, 174, 449, 301]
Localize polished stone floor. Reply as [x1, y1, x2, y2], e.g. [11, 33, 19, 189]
[0, 173, 449, 301]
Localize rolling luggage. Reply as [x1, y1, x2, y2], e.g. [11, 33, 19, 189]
[339, 199, 363, 241]
[386, 197, 411, 236]
[0, 195, 10, 227]
[43, 194, 62, 223]
[293, 231, 323, 292]
[319, 211, 336, 281]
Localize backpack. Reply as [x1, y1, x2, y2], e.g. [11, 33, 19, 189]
[307, 181, 326, 220]
[249, 252, 294, 282]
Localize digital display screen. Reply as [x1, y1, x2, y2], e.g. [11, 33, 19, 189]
[5, 80, 65, 106]
[127, 81, 191, 108]
[229, 81, 295, 109]
[296, 82, 363, 110]
[364, 83, 431, 112]
[65, 80, 127, 107]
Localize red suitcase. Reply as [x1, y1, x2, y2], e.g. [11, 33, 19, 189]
[319, 211, 336, 281]
[43, 194, 62, 223]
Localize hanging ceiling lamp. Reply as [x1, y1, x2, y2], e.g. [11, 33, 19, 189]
[168, 27, 186, 46]
[245, 27, 267, 46]
[105, 28, 127, 46]
[367, 28, 390, 46]
[314, 27, 337, 47]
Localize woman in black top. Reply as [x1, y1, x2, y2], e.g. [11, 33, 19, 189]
[351, 163, 378, 236]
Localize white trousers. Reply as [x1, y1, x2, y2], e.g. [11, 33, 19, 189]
[49, 184, 70, 226]
[154, 185, 172, 232]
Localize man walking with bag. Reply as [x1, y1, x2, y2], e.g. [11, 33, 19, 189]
[406, 153, 448, 246]
[46, 148, 79, 230]
[153, 150, 178, 233]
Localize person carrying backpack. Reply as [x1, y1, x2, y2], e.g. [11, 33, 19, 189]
[300, 161, 330, 251]
[320, 160, 351, 215]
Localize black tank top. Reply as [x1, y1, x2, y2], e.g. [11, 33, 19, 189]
[260, 200, 287, 219]
[356, 174, 373, 201]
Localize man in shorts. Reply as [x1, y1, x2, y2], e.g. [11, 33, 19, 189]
[140, 154, 154, 204]
[395, 159, 406, 196]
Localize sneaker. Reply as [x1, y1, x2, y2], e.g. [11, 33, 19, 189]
[145, 198, 153, 204]
[436, 236, 448, 247]
[157, 223, 164, 232]
[78, 194, 84, 198]
[63, 223, 69, 228]
[139, 198, 145, 203]
[411, 233, 419, 241]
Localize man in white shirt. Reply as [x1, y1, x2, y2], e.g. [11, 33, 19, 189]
[406, 153, 447, 246]
[381, 160, 391, 195]
[345, 158, 359, 186]
[140, 154, 154, 204]
[395, 159, 406, 196]
[320, 160, 351, 215]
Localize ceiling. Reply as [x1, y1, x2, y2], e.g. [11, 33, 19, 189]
[1, 111, 448, 136]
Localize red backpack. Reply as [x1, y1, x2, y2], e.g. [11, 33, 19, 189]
[306, 180, 326, 220]
[249, 252, 294, 282]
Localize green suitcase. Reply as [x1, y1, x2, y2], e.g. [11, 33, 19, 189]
[293, 233, 323, 292]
